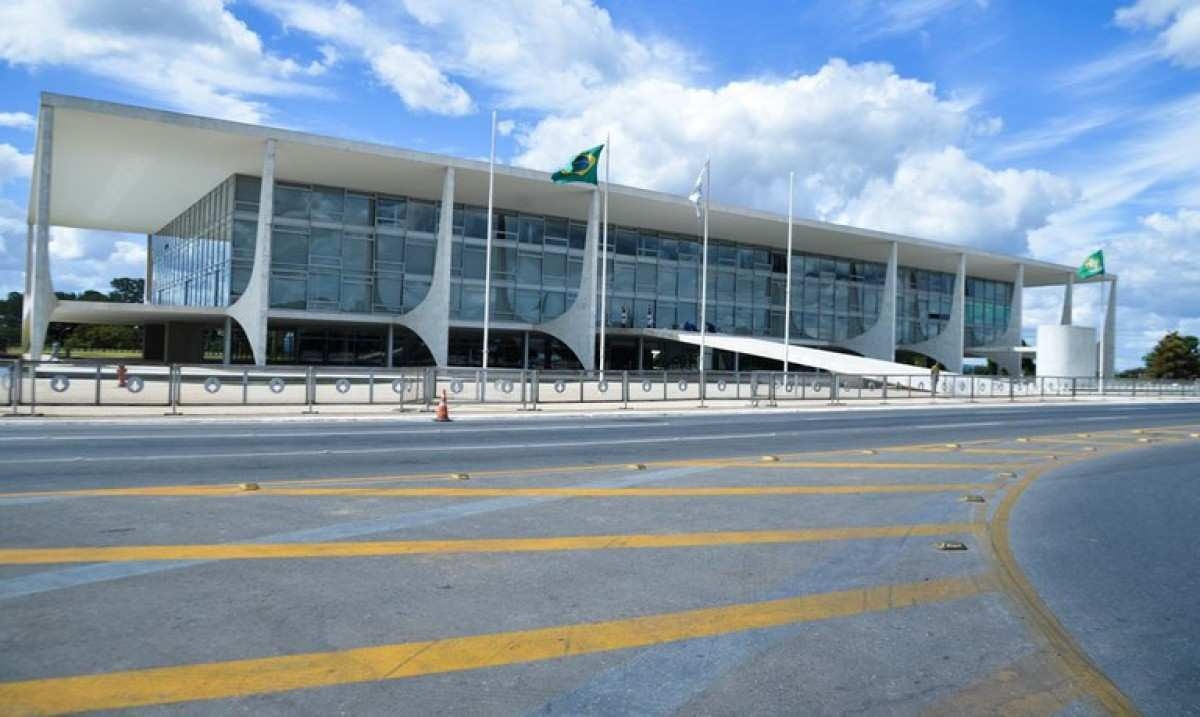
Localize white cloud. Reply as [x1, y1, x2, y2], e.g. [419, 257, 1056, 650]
[256, 0, 689, 115]
[0, 112, 35, 130]
[0, 0, 329, 122]
[835, 147, 1077, 254]
[1115, 0, 1200, 68]
[513, 60, 1027, 222]
[255, 0, 472, 116]
[0, 144, 33, 184]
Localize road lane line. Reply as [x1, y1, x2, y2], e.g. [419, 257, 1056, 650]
[0, 523, 978, 565]
[0, 431, 783, 465]
[0, 467, 705, 602]
[0, 574, 994, 715]
[989, 459, 1140, 714]
[4, 483, 993, 500]
[0, 422, 673, 443]
[716, 461, 1027, 470]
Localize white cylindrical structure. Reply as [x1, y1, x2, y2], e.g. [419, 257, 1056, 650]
[1036, 325, 1096, 377]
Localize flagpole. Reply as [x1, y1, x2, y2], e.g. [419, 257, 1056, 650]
[782, 170, 792, 378]
[599, 133, 610, 377]
[699, 157, 710, 390]
[1098, 275, 1108, 383]
[481, 109, 496, 371]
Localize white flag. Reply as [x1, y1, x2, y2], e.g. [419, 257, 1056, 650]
[688, 165, 705, 219]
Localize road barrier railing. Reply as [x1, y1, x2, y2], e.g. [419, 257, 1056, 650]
[2, 359, 1198, 412]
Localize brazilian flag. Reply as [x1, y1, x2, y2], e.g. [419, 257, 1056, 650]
[551, 144, 604, 185]
[1077, 250, 1105, 279]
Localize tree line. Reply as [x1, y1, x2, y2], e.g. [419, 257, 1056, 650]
[1, 278, 144, 353]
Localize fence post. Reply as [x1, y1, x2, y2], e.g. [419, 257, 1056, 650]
[622, 370, 630, 410]
[166, 365, 180, 415]
[531, 370, 540, 410]
[830, 373, 840, 404]
[29, 361, 37, 415]
[304, 366, 317, 414]
[242, 369, 249, 405]
[1071, 377, 1077, 400]
[94, 365, 102, 406]
[368, 370, 375, 405]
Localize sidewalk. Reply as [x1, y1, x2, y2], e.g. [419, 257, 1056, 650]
[2, 394, 1197, 423]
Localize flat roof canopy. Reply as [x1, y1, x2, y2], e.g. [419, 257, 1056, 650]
[36, 93, 1095, 288]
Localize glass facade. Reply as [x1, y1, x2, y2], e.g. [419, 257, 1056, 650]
[602, 229, 887, 343]
[268, 180, 439, 314]
[148, 174, 1018, 364]
[966, 277, 1014, 346]
[449, 204, 587, 323]
[150, 176, 238, 307]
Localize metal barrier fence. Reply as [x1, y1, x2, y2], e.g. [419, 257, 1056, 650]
[1, 359, 1198, 412]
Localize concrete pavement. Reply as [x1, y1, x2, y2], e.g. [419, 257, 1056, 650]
[0, 402, 1197, 714]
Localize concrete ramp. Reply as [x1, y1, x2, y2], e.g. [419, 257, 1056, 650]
[639, 329, 934, 377]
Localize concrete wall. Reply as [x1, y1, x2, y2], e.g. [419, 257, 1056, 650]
[1036, 324, 1096, 377]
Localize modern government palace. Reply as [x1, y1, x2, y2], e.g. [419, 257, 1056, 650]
[19, 93, 1116, 378]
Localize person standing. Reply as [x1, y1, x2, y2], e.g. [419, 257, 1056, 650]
[930, 363, 941, 397]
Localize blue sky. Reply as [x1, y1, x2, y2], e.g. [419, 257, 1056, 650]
[1, 0, 1198, 369]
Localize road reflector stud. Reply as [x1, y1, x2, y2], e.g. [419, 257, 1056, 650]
[1137, 437, 1152, 443]
[1016, 438, 1030, 443]
[935, 541, 968, 551]
[1081, 446, 1096, 452]
[961, 494, 986, 503]
[760, 455, 780, 462]
[1077, 433, 1090, 438]
[239, 483, 260, 492]
[944, 443, 960, 449]
[451, 473, 470, 481]
[1190, 433, 1200, 439]
[1132, 429, 1144, 434]
[998, 471, 1017, 478]
[1046, 455, 1058, 460]
[626, 463, 646, 470]
[859, 449, 877, 455]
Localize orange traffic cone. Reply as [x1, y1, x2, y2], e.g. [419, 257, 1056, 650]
[434, 389, 451, 422]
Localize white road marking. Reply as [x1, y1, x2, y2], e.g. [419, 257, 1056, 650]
[0, 422, 671, 442]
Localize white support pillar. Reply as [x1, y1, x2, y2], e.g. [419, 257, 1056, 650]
[844, 241, 897, 362]
[227, 138, 276, 366]
[1060, 272, 1073, 325]
[1101, 277, 1117, 378]
[23, 104, 57, 360]
[398, 166, 454, 366]
[539, 189, 600, 370]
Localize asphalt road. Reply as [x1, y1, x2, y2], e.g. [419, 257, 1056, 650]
[1, 400, 1198, 715]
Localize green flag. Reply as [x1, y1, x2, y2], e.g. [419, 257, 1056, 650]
[551, 144, 604, 185]
[1077, 250, 1105, 279]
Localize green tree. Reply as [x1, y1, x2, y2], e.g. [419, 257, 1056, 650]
[1142, 331, 1200, 379]
[0, 292, 22, 352]
[108, 278, 144, 303]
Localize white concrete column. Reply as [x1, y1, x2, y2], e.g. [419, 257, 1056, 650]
[539, 189, 601, 370]
[226, 138, 276, 366]
[23, 104, 57, 360]
[1101, 277, 1117, 378]
[844, 241, 897, 362]
[398, 166, 454, 366]
[1060, 272, 1073, 325]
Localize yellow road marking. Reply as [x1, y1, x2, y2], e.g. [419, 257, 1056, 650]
[0, 575, 994, 715]
[988, 462, 1140, 714]
[0, 523, 978, 565]
[718, 461, 1028, 470]
[5, 483, 994, 499]
[921, 651, 1081, 716]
